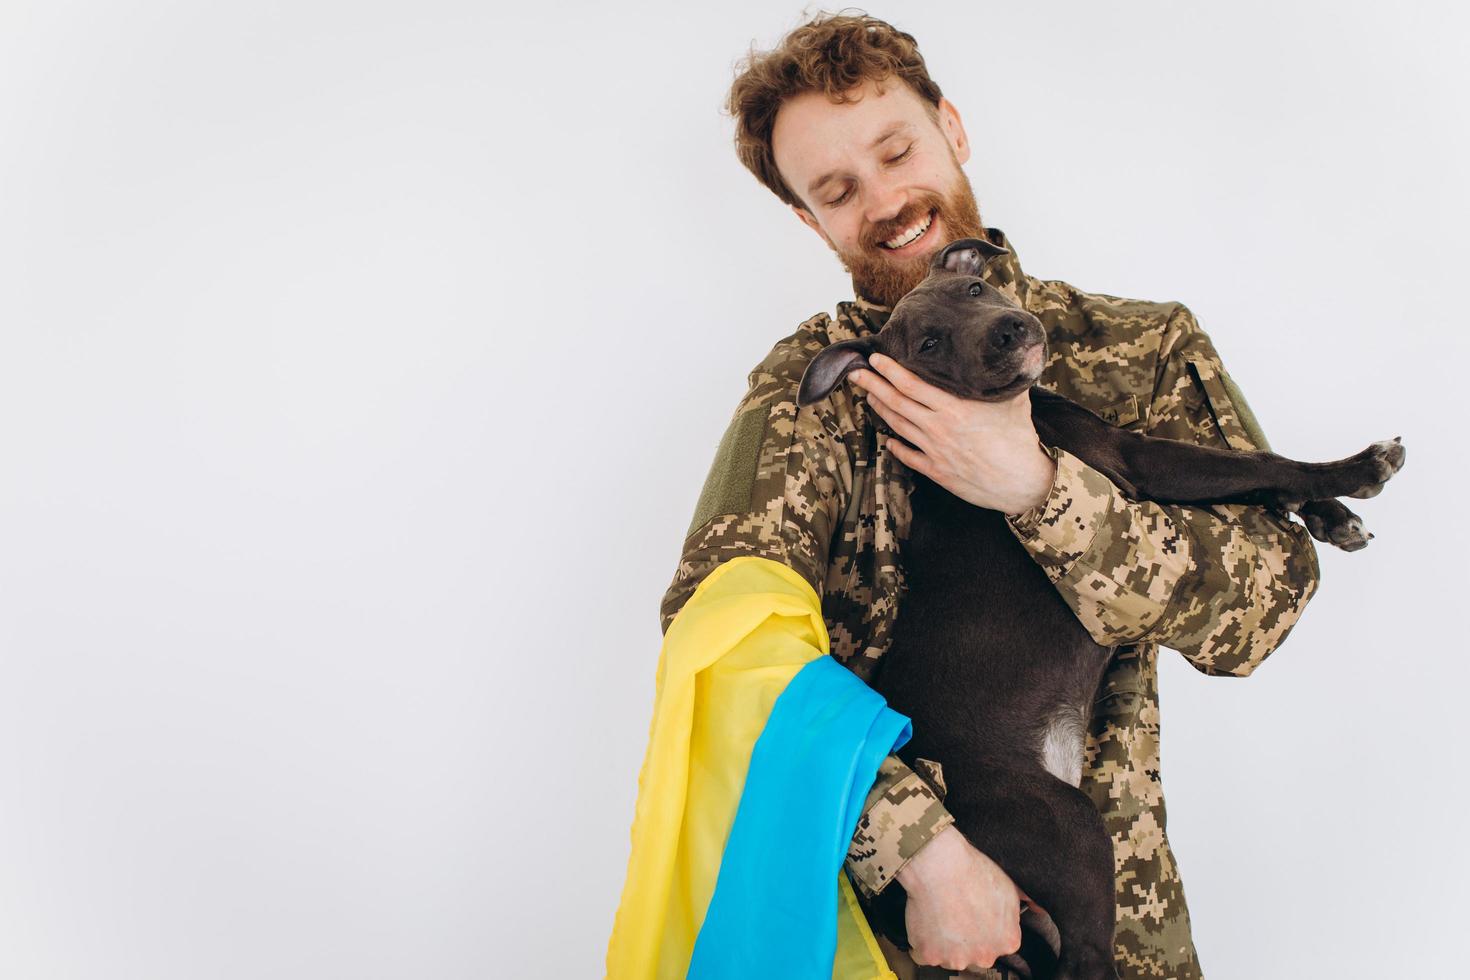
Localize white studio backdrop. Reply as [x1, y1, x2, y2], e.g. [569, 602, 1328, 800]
[0, 1, 1464, 977]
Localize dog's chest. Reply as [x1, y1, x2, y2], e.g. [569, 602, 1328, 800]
[875, 472, 1112, 774]
[899, 473, 1083, 636]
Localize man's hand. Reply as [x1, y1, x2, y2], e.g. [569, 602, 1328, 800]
[848, 353, 1056, 516]
[895, 825, 1026, 971]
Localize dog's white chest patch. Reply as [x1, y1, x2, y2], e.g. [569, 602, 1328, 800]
[1039, 708, 1087, 787]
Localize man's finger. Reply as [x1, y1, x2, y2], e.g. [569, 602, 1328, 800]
[852, 369, 925, 425]
[857, 364, 936, 428]
[886, 432, 931, 474]
[869, 395, 930, 455]
[870, 353, 950, 413]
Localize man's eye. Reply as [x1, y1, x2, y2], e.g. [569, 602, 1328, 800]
[919, 336, 939, 353]
[825, 146, 913, 208]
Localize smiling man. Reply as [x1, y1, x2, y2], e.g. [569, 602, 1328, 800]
[769, 72, 1060, 522]
[644, 12, 1321, 979]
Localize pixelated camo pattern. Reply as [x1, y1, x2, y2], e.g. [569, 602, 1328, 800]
[658, 227, 1321, 979]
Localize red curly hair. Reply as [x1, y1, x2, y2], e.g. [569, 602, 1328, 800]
[724, 10, 946, 211]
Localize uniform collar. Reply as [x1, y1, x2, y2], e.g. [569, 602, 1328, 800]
[842, 225, 1031, 336]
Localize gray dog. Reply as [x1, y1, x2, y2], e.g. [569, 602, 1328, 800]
[796, 238, 1405, 980]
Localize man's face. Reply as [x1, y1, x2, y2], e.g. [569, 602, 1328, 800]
[771, 76, 986, 309]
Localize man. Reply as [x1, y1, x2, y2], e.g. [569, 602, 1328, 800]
[657, 13, 1320, 978]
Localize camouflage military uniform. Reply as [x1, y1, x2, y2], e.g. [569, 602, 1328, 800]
[659, 226, 1321, 979]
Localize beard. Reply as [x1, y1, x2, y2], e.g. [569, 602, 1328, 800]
[832, 169, 987, 309]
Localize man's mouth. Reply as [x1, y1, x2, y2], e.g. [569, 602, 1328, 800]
[877, 208, 938, 255]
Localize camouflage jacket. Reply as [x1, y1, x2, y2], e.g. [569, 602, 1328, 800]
[658, 226, 1321, 978]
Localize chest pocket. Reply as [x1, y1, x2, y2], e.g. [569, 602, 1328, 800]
[1095, 392, 1144, 430]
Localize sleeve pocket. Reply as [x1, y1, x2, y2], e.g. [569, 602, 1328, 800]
[1183, 355, 1271, 453]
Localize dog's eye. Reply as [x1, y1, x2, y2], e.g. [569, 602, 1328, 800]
[918, 337, 939, 353]
[968, 282, 984, 296]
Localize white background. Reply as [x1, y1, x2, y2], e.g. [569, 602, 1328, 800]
[1, 2, 1465, 977]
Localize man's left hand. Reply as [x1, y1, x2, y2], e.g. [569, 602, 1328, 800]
[848, 353, 1057, 517]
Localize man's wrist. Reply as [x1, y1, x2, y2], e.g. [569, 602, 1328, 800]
[1005, 439, 1062, 524]
[895, 823, 961, 894]
[1005, 446, 1120, 582]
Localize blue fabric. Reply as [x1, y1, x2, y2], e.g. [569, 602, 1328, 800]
[687, 654, 912, 978]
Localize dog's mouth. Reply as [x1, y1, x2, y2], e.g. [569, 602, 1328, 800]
[979, 343, 1045, 398]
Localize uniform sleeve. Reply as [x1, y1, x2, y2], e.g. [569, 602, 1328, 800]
[661, 344, 954, 901]
[843, 754, 955, 899]
[1004, 304, 1321, 676]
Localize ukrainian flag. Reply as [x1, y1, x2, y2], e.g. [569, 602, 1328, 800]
[605, 555, 907, 979]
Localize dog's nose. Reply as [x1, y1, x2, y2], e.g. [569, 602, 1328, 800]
[989, 315, 1027, 351]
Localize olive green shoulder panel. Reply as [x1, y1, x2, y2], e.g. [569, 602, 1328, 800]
[685, 404, 771, 541]
[682, 312, 835, 543]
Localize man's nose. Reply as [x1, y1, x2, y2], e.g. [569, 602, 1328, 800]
[863, 172, 910, 230]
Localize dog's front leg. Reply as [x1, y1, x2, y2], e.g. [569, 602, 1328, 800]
[1273, 437, 1407, 505]
[1029, 389, 1406, 517]
[1111, 433, 1406, 511]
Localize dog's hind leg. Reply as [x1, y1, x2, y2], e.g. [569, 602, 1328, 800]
[996, 905, 1063, 978]
[943, 767, 1120, 980]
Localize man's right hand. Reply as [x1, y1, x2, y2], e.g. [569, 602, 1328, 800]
[895, 824, 1024, 972]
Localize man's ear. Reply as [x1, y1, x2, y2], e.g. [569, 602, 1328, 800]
[937, 97, 971, 167]
[929, 237, 1008, 278]
[791, 204, 834, 249]
[797, 337, 876, 407]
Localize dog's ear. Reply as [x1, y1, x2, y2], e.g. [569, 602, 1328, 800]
[929, 237, 1009, 278]
[798, 337, 877, 407]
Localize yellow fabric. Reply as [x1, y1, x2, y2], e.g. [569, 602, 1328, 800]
[606, 554, 896, 979]
[836, 870, 899, 979]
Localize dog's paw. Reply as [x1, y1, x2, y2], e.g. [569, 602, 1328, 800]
[1344, 436, 1406, 499]
[1300, 498, 1373, 551]
[1305, 509, 1372, 551]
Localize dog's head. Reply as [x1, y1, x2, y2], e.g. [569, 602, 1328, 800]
[797, 238, 1047, 407]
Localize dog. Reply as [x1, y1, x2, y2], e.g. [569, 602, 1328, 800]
[795, 237, 1406, 980]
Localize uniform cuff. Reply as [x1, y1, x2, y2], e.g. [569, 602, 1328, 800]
[844, 771, 956, 898]
[1005, 443, 1118, 576]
